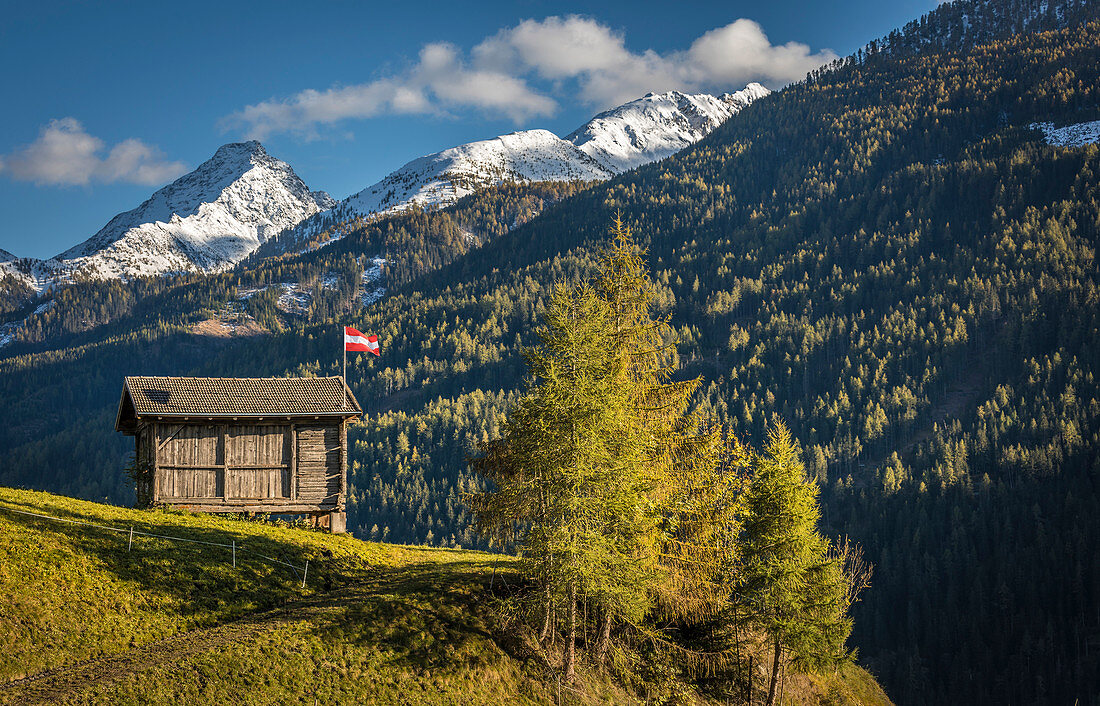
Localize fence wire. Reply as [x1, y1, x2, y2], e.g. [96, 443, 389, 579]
[0, 503, 310, 585]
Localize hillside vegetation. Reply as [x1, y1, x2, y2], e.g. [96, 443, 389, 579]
[0, 488, 888, 705]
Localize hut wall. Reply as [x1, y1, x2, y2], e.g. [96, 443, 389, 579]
[295, 424, 342, 505]
[157, 424, 223, 499]
[149, 421, 343, 510]
[226, 424, 290, 499]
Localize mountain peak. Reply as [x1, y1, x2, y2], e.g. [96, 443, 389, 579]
[567, 84, 770, 172]
[643, 90, 686, 100]
[203, 140, 274, 176]
[210, 137, 270, 160]
[213, 140, 265, 157]
[48, 141, 331, 280]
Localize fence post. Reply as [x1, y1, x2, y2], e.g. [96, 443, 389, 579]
[232, 540, 236, 568]
[301, 560, 309, 588]
[128, 526, 133, 551]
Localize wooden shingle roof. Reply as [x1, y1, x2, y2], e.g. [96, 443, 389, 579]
[116, 376, 360, 431]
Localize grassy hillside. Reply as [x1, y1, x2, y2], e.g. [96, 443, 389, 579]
[0, 488, 889, 705]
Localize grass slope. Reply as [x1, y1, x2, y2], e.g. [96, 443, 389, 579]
[0, 488, 890, 705]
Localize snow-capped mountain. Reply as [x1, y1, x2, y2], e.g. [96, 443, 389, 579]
[342, 129, 612, 216]
[270, 85, 770, 254]
[17, 142, 333, 285]
[12, 86, 771, 284]
[60, 141, 333, 278]
[568, 84, 771, 172]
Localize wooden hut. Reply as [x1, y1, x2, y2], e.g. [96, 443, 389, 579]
[115, 376, 361, 532]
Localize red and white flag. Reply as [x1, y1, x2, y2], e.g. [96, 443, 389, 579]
[345, 326, 380, 356]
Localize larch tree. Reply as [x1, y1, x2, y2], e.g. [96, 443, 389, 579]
[737, 419, 858, 706]
[588, 216, 748, 658]
[471, 280, 655, 681]
[472, 217, 730, 679]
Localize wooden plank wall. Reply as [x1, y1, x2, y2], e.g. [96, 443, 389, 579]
[296, 424, 342, 505]
[152, 421, 343, 508]
[226, 425, 290, 500]
[160, 425, 221, 467]
[160, 467, 221, 498]
[157, 425, 222, 499]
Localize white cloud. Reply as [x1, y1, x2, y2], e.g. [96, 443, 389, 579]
[2, 118, 186, 187]
[478, 16, 838, 108]
[687, 20, 838, 90]
[225, 42, 557, 140]
[475, 16, 632, 80]
[228, 15, 836, 139]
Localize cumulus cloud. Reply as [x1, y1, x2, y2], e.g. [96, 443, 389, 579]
[479, 16, 838, 107]
[224, 43, 557, 140]
[228, 16, 836, 139]
[1, 118, 187, 187]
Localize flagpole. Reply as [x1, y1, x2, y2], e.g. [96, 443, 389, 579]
[342, 325, 348, 410]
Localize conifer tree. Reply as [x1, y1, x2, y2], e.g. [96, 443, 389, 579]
[473, 217, 757, 680]
[737, 419, 855, 706]
[472, 281, 655, 680]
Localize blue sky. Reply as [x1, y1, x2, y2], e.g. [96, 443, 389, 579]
[0, 0, 938, 259]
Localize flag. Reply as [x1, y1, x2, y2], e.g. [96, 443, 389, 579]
[345, 326, 380, 356]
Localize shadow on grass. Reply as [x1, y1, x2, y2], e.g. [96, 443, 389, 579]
[0, 495, 361, 623]
[0, 491, 550, 689]
[300, 556, 547, 678]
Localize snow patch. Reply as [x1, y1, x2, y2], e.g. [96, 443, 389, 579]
[236, 282, 312, 314]
[1031, 120, 1100, 147]
[362, 257, 386, 305]
[0, 325, 17, 349]
[0, 299, 55, 350]
[236, 266, 380, 315]
[277, 284, 312, 314]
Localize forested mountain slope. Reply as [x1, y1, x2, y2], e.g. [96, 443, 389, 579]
[1, 0, 1100, 703]
[0, 181, 586, 499]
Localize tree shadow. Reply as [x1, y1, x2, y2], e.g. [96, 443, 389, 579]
[0, 495, 358, 623]
[300, 557, 547, 676]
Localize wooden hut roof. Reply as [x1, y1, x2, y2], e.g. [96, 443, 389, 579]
[116, 376, 361, 432]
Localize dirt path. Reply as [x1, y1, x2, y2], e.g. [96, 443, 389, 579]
[0, 586, 364, 705]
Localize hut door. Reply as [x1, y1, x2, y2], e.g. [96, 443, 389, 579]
[225, 425, 291, 499]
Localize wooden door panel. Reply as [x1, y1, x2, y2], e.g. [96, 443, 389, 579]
[225, 424, 290, 499]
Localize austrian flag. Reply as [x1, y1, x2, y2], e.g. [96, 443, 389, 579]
[345, 327, 380, 356]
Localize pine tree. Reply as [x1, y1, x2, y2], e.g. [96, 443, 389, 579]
[737, 419, 856, 706]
